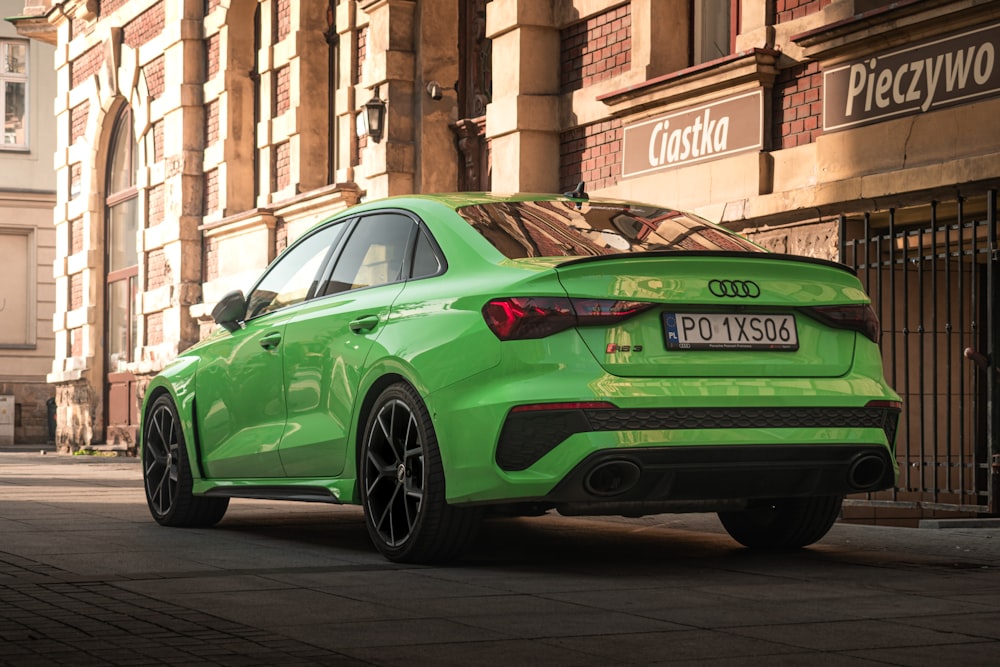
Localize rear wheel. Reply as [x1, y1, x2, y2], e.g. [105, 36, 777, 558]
[360, 383, 480, 563]
[718, 495, 843, 549]
[142, 394, 228, 527]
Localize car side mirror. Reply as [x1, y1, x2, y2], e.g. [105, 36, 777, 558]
[211, 290, 247, 333]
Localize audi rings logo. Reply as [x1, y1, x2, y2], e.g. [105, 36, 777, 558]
[708, 279, 761, 298]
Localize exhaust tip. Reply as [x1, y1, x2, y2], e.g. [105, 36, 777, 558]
[848, 453, 888, 491]
[584, 460, 641, 497]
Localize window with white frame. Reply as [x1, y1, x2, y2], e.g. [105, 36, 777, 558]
[2, 38, 28, 149]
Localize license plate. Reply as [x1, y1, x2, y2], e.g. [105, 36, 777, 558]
[663, 313, 798, 350]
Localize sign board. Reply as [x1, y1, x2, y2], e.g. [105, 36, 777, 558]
[824, 23, 1000, 132]
[621, 90, 763, 178]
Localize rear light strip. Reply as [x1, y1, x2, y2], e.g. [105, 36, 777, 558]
[802, 304, 881, 344]
[483, 297, 655, 341]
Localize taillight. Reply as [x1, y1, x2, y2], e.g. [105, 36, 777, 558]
[483, 297, 655, 340]
[804, 304, 881, 343]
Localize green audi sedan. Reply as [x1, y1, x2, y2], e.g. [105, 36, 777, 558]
[140, 192, 901, 563]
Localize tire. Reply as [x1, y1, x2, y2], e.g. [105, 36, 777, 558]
[360, 383, 481, 563]
[718, 495, 843, 549]
[142, 394, 229, 527]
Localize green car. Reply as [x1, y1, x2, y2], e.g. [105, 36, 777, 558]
[140, 192, 901, 563]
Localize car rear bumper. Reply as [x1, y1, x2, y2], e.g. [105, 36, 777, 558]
[495, 404, 899, 472]
[541, 443, 895, 516]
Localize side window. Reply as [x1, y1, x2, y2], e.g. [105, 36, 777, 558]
[1, 39, 28, 150]
[321, 213, 415, 296]
[411, 229, 442, 279]
[246, 222, 345, 319]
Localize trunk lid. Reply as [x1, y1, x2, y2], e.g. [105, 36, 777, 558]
[553, 252, 869, 378]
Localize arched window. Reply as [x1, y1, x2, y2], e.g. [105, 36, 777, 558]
[105, 106, 138, 376]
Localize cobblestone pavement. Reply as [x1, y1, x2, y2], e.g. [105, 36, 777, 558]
[2, 446, 999, 666]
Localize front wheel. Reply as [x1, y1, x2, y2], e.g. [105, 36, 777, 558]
[142, 394, 229, 527]
[360, 383, 480, 563]
[718, 495, 843, 549]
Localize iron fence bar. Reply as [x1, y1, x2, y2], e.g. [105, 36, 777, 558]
[917, 220, 927, 495]
[969, 203, 980, 504]
[943, 206, 953, 505]
[988, 189, 998, 514]
[888, 209, 897, 393]
[957, 197, 966, 499]
[901, 215, 912, 493]
[931, 201, 940, 500]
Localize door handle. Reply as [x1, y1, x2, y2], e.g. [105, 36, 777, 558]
[259, 332, 282, 350]
[349, 315, 380, 333]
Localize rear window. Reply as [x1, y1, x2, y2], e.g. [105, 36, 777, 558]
[455, 200, 763, 259]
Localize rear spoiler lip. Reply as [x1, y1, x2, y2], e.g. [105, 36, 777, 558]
[554, 250, 857, 275]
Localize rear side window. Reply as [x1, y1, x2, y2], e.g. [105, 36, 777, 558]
[455, 200, 763, 259]
[321, 213, 414, 295]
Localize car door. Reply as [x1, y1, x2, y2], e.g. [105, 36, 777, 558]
[194, 222, 346, 479]
[278, 212, 422, 477]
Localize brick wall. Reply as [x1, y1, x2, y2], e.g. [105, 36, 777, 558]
[146, 311, 164, 347]
[773, 61, 822, 149]
[206, 33, 220, 80]
[274, 142, 291, 192]
[152, 120, 164, 162]
[146, 249, 170, 290]
[70, 328, 83, 358]
[99, 0, 130, 17]
[560, 4, 631, 93]
[70, 102, 89, 144]
[275, 0, 291, 42]
[71, 46, 103, 88]
[70, 218, 84, 255]
[144, 56, 165, 100]
[147, 184, 165, 226]
[275, 66, 291, 116]
[69, 273, 83, 310]
[123, 2, 165, 49]
[203, 169, 219, 214]
[205, 99, 219, 146]
[775, 0, 833, 23]
[355, 27, 367, 86]
[203, 237, 219, 282]
[559, 119, 622, 192]
[275, 220, 288, 255]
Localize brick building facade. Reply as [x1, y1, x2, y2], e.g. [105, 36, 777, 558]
[11, 0, 999, 520]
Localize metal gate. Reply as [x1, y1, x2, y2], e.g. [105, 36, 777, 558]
[839, 190, 998, 515]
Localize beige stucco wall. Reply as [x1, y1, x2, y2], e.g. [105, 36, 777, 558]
[0, 0, 57, 443]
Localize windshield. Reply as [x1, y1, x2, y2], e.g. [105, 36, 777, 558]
[455, 200, 764, 259]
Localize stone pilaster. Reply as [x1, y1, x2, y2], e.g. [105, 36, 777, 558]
[358, 0, 416, 199]
[485, 0, 560, 193]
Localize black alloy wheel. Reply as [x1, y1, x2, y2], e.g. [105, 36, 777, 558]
[361, 383, 480, 563]
[142, 394, 228, 527]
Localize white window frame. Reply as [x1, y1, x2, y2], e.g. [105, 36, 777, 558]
[1, 37, 30, 151]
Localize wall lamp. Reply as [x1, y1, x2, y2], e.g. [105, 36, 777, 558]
[361, 86, 386, 143]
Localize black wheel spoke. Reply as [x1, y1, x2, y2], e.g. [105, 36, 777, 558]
[143, 402, 181, 519]
[364, 394, 426, 548]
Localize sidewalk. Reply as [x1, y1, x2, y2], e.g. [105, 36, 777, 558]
[2, 448, 999, 666]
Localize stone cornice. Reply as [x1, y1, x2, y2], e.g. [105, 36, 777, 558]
[598, 49, 780, 118]
[791, 0, 996, 65]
